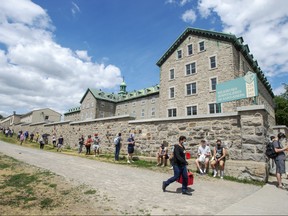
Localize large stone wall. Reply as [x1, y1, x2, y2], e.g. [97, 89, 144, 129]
[12, 106, 272, 182]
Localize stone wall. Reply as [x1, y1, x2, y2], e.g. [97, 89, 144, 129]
[12, 106, 271, 182]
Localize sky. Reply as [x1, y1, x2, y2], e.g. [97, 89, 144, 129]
[0, 0, 288, 117]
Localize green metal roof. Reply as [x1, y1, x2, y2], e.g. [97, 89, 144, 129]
[156, 27, 274, 97]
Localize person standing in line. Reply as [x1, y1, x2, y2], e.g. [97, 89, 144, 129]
[127, 133, 135, 163]
[92, 133, 101, 157]
[52, 134, 57, 147]
[57, 135, 64, 152]
[39, 135, 45, 149]
[85, 135, 93, 155]
[20, 132, 25, 145]
[273, 132, 288, 189]
[35, 132, 40, 143]
[162, 136, 191, 195]
[78, 135, 84, 154]
[114, 133, 122, 161]
[211, 139, 226, 178]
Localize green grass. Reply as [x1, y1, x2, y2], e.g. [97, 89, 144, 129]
[40, 198, 54, 209]
[5, 173, 39, 187]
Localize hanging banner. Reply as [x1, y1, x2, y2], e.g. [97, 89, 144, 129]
[216, 71, 258, 103]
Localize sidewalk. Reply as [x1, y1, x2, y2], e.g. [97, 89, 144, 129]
[0, 140, 288, 215]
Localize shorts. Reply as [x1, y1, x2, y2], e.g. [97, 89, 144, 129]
[93, 144, 100, 150]
[128, 147, 134, 154]
[275, 159, 286, 174]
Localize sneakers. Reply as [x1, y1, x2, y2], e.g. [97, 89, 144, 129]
[182, 191, 192, 196]
[127, 160, 131, 164]
[162, 181, 167, 192]
[199, 169, 204, 174]
[157, 163, 162, 166]
[169, 166, 173, 170]
[131, 160, 135, 163]
[213, 170, 217, 177]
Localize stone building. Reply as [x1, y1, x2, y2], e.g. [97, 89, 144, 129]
[65, 27, 275, 126]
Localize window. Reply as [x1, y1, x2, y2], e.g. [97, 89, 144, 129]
[199, 41, 205, 52]
[169, 87, 175, 99]
[151, 107, 155, 117]
[187, 44, 193, 55]
[141, 109, 145, 117]
[132, 102, 136, 107]
[151, 98, 155, 104]
[209, 103, 221, 114]
[132, 110, 136, 117]
[169, 69, 175, 80]
[186, 62, 196, 75]
[186, 82, 197, 95]
[187, 106, 197, 116]
[177, 50, 182, 59]
[101, 102, 105, 108]
[100, 111, 104, 118]
[45, 116, 49, 120]
[168, 108, 177, 117]
[210, 77, 217, 91]
[210, 56, 217, 69]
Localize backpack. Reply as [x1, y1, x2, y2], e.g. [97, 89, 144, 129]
[114, 137, 119, 145]
[265, 141, 280, 159]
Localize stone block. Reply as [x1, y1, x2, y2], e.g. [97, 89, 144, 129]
[242, 135, 264, 144]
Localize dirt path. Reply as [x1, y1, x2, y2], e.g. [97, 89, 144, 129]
[0, 141, 261, 215]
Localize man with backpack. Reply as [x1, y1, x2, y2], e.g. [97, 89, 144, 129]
[272, 132, 288, 189]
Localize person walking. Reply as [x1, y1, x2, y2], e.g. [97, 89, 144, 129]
[39, 136, 45, 149]
[52, 134, 57, 147]
[273, 132, 288, 189]
[114, 133, 122, 161]
[127, 133, 135, 163]
[162, 136, 191, 195]
[20, 132, 25, 145]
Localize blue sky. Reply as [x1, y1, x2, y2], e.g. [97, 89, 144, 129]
[0, 0, 287, 117]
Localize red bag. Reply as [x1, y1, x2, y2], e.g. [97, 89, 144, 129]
[177, 170, 194, 186]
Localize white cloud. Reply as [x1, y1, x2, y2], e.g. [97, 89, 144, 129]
[181, 9, 197, 24]
[197, 0, 288, 79]
[71, 2, 81, 16]
[0, 0, 122, 117]
[165, 0, 191, 6]
[273, 85, 285, 96]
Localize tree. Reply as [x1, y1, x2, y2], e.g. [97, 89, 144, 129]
[0, 114, 3, 119]
[274, 83, 288, 127]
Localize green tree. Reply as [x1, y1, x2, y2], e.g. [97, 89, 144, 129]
[0, 114, 3, 119]
[274, 83, 288, 126]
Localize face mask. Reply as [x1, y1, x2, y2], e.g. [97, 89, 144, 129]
[183, 142, 187, 146]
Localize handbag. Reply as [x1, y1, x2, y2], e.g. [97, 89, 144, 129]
[177, 170, 194, 186]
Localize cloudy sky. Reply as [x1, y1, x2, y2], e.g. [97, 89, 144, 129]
[0, 0, 287, 117]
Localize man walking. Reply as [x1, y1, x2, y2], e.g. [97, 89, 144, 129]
[162, 136, 191, 195]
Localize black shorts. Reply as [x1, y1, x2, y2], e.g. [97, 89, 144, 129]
[128, 147, 134, 154]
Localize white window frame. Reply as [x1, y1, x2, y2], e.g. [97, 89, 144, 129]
[210, 77, 217, 91]
[176, 49, 183, 59]
[187, 43, 193, 56]
[198, 40, 205, 52]
[186, 105, 198, 116]
[151, 98, 155, 104]
[209, 55, 217, 69]
[208, 102, 222, 114]
[185, 61, 197, 76]
[141, 100, 146, 105]
[169, 87, 175, 99]
[186, 82, 197, 96]
[168, 108, 177, 117]
[169, 68, 175, 80]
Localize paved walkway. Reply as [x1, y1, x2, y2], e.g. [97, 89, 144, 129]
[1, 141, 288, 215]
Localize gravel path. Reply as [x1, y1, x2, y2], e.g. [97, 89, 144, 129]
[0, 141, 261, 215]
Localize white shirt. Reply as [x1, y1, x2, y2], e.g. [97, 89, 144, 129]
[197, 145, 211, 157]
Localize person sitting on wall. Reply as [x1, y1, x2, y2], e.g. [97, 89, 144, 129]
[195, 140, 211, 174]
[211, 139, 226, 179]
[157, 143, 169, 167]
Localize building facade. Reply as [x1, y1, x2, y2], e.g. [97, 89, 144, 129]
[65, 28, 275, 127]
